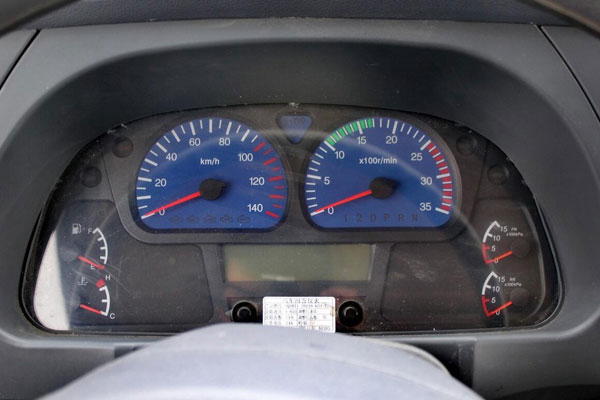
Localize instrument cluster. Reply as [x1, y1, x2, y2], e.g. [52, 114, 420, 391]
[22, 105, 559, 334]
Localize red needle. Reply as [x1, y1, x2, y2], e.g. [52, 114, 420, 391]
[79, 304, 104, 315]
[483, 299, 514, 317]
[486, 301, 512, 317]
[142, 191, 202, 218]
[310, 189, 373, 216]
[482, 245, 514, 265]
[77, 255, 105, 270]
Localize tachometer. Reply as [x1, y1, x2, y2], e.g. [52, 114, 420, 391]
[135, 117, 288, 230]
[304, 117, 457, 228]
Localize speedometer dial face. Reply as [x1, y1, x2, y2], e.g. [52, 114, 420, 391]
[304, 117, 456, 229]
[135, 117, 288, 230]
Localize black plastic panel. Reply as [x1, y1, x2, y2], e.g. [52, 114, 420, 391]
[24, 0, 569, 29]
[543, 26, 600, 119]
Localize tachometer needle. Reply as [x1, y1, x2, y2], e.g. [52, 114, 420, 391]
[77, 255, 105, 270]
[310, 177, 398, 216]
[311, 189, 373, 216]
[142, 191, 202, 219]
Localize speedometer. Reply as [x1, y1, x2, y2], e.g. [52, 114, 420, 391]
[304, 117, 457, 229]
[135, 117, 288, 230]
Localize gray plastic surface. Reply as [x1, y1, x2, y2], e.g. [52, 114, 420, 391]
[543, 26, 600, 119]
[44, 324, 482, 400]
[0, 19, 599, 398]
[0, 30, 34, 85]
[24, 0, 569, 29]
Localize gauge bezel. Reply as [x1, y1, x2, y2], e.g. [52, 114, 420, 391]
[130, 113, 292, 234]
[299, 112, 463, 232]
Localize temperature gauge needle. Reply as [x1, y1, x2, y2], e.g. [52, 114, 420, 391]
[79, 304, 104, 315]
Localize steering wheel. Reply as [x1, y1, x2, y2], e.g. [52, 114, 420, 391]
[42, 324, 482, 399]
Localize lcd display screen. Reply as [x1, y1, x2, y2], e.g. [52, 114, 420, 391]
[224, 244, 372, 281]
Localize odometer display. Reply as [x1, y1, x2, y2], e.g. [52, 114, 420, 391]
[135, 117, 288, 230]
[304, 117, 456, 229]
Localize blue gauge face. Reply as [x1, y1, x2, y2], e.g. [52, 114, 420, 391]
[304, 117, 456, 229]
[135, 117, 288, 230]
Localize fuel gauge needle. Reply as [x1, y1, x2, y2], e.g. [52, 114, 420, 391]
[77, 255, 106, 270]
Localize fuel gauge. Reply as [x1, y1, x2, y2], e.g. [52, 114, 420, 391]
[66, 226, 116, 323]
[73, 227, 113, 319]
[33, 202, 118, 330]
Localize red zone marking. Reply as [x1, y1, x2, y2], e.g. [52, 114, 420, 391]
[482, 296, 513, 317]
[481, 244, 514, 264]
[253, 142, 265, 152]
[257, 148, 284, 220]
[426, 141, 453, 212]
[96, 279, 106, 288]
[77, 256, 105, 271]
[265, 210, 280, 219]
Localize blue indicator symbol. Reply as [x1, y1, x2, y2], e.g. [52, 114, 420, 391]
[278, 114, 312, 144]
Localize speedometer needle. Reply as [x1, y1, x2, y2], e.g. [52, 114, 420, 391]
[141, 178, 226, 219]
[142, 191, 202, 218]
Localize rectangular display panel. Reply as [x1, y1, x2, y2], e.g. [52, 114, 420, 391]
[223, 244, 372, 282]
